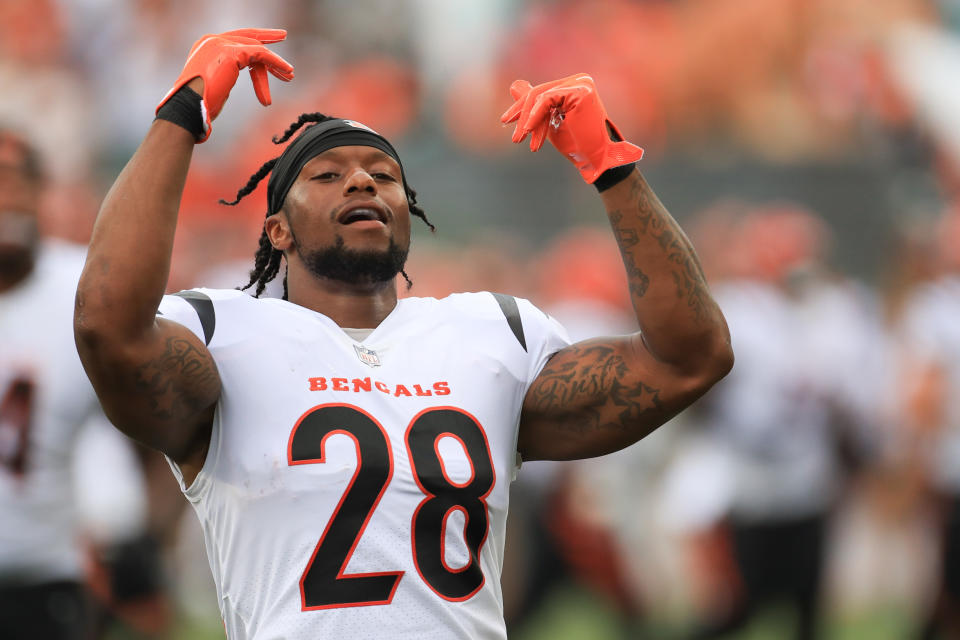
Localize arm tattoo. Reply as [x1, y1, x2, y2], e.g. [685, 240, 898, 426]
[610, 177, 712, 322]
[134, 336, 219, 421]
[609, 211, 650, 298]
[529, 344, 662, 435]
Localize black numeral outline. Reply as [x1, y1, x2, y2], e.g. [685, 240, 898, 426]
[406, 407, 495, 602]
[287, 403, 403, 610]
[0, 375, 35, 478]
[288, 403, 495, 610]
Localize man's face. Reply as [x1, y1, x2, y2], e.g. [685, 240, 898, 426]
[276, 145, 412, 287]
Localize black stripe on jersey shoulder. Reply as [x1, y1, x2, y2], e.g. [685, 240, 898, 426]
[173, 291, 216, 346]
[490, 292, 527, 352]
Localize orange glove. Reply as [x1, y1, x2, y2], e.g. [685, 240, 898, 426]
[501, 74, 643, 184]
[156, 29, 294, 143]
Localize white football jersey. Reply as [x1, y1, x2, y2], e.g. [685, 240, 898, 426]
[901, 275, 960, 492]
[159, 288, 570, 640]
[703, 278, 878, 521]
[0, 241, 98, 582]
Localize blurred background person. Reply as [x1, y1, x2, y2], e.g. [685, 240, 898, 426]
[662, 204, 882, 640]
[900, 204, 960, 639]
[0, 129, 170, 639]
[0, 126, 98, 638]
[503, 228, 647, 638]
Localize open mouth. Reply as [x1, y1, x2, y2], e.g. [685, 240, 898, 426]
[338, 206, 387, 225]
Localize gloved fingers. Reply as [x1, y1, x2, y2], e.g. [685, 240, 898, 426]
[509, 79, 533, 101]
[240, 46, 295, 78]
[510, 103, 545, 144]
[248, 65, 272, 106]
[523, 89, 565, 132]
[501, 99, 522, 124]
[502, 88, 534, 142]
[220, 28, 288, 44]
[503, 75, 594, 144]
[522, 75, 583, 105]
[528, 118, 550, 152]
[526, 84, 592, 130]
[501, 76, 575, 124]
[512, 120, 539, 145]
[514, 86, 573, 143]
[510, 78, 578, 140]
[507, 95, 545, 142]
[510, 123, 530, 145]
[267, 65, 295, 82]
[559, 74, 595, 90]
[500, 79, 536, 124]
[501, 93, 526, 124]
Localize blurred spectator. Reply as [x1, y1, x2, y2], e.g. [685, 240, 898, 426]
[503, 228, 646, 638]
[900, 203, 960, 638]
[663, 204, 880, 640]
[0, 128, 168, 639]
[0, 127, 95, 638]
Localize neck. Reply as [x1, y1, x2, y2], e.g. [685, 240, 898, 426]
[287, 268, 399, 328]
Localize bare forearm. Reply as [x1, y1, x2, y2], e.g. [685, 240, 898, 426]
[515, 76, 731, 461]
[76, 120, 195, 339]
[73, 120, 221, 462]
[602, 168, 730, 371]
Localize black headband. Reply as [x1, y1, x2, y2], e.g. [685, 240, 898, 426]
[266, 119, 408, 216]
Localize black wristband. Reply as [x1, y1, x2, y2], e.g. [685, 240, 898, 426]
[594, 162, 636, 192]
[155, 86, 204, 141]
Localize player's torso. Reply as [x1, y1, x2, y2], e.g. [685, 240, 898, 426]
[0, 243, 94, 579]
[712, 282, 843, 518]
[189, 293, 530, 639]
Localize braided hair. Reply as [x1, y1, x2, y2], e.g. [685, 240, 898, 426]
[220, 113, 435, 298]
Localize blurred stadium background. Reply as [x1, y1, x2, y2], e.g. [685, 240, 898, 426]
[3, 0, 960, 638]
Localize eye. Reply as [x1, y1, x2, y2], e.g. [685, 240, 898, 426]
[311, 172, 338, 181]
[372, 172, 397, 182]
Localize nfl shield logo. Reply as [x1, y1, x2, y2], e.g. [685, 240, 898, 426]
[354, 344, 381, 368]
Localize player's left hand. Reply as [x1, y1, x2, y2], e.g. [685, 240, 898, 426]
[501, 74, 644, 184]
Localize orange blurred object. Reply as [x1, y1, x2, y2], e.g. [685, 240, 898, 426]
[0, 0, 65, 65]
[445, 65, 519, 154]
[484, 0, 673, 153]
[536, 226, 630, 311]
[733, 204, 831, 282]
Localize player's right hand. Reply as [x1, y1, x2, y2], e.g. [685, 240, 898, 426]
[156, 29, 294, 143]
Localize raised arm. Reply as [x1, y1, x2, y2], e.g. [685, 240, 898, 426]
[73, 30, 293, 474]
[503, 75, 733, 461]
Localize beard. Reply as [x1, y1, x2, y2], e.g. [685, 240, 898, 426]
[295, 233, 408, 287]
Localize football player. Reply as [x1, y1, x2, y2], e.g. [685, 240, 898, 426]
[74, 29, 733, 639]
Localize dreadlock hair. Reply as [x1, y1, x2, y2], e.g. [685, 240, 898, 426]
[220, 113, 435, 299]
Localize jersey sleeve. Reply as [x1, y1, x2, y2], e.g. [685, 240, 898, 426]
[156, 289, 219, 346]
[514, 297, 572, 388]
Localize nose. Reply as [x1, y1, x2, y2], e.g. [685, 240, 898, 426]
[342, 168, 376, 196]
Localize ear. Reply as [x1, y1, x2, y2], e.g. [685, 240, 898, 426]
[264, 213, 293, 251]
